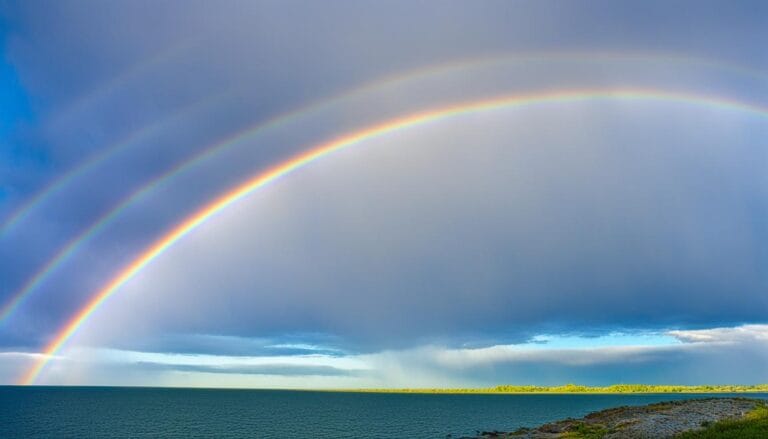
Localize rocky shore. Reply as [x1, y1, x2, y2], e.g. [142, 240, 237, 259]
[470, 397, 762, 438]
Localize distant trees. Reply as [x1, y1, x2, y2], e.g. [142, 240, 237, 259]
[489, 384, 768, 394]
[355, 384, 768, 394]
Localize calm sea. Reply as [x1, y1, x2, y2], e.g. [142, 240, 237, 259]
[2, 387, 767, 438]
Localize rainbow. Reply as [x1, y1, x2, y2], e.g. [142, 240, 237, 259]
[0, 94, 241, 325]
[0, 140, 220, 325]
[0, 130, 150, 236]
[0, 92, 229, 237]
[20, 87, 768, 385]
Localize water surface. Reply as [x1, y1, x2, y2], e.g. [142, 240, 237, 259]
[2, 387, 766, 438]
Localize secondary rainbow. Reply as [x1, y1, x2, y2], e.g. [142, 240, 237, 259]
[0, 140, 219, 325]
[0, 40, 201, 236]
[0, 93, 243, 324]
[20, 87, 768, 385]
[0, 91, 229, 237]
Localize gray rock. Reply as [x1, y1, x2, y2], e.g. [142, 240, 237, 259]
[474, 397, 761, 438]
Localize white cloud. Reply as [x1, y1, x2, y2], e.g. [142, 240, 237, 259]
[668, 324, 768, 344]
[22, 323, 767, 387]
[354, 324, 768, 386]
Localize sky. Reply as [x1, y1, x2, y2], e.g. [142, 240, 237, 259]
[0, 0, 767, 387]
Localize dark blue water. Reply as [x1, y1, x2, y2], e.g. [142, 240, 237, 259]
[2, 387, 766, 438]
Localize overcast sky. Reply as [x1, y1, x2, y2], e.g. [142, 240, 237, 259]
[1, 0, 767, 387]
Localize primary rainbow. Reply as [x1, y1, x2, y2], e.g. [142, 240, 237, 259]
[20, 87, 768, 384]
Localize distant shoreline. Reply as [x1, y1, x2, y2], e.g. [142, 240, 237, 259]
[4, 384, 768, 394]
[330, 384, 768, 395]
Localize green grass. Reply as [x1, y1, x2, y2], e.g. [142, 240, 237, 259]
[341, 383, 768, 394]
[675, 403, 768, 438]
[562, 421, 610, 438]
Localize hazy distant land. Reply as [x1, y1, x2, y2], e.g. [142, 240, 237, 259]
[343, 384, 768, 394]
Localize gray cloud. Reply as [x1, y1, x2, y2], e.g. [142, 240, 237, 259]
[2, 1, 768, 386]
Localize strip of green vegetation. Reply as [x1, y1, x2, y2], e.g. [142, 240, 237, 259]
[343, 383, 768, 394]
[562, 421, 609, 439]
[675, 402, 768, 438]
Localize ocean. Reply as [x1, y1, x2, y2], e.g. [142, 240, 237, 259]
[2, 387, 767, 438]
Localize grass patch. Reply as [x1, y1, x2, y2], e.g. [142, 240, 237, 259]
[562, 421, 609, 438]
[675, 402, 768, 438]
